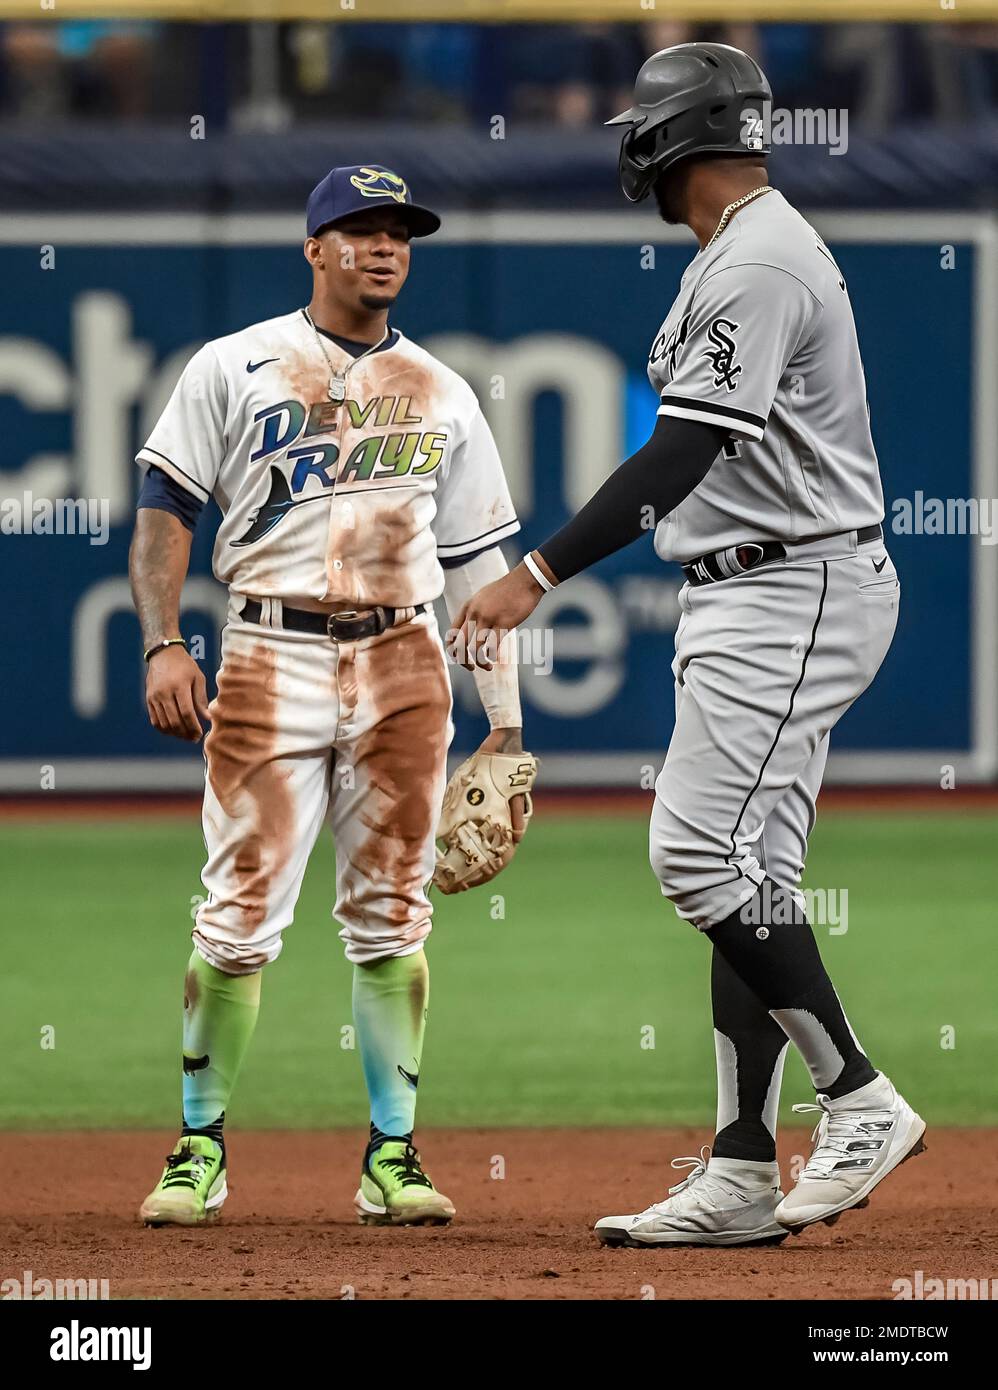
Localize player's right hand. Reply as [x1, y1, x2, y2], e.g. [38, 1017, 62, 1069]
[145, 646, 211, 742]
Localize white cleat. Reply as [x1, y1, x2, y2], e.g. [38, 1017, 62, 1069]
[775, 1072, 926, 1234]
[595, 1147, 788, 1248]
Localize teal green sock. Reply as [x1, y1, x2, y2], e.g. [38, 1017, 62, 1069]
[352, 950, 429, 1137]
[181, 950, 261, 1151]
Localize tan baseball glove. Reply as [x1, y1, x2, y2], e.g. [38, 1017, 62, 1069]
[432, 750, 538, 894]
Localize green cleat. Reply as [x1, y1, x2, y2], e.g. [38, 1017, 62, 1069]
[354, 1137, 455, 1227]
[139, 1135, 227, 1227]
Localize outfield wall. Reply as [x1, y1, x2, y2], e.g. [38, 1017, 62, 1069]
[1, 210, 994, 790]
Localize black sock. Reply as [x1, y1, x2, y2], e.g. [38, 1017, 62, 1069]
[365, 1122, 412, 1165]
[709, 879, 876, 1099]
[710, 947, 789, 1162]
[182, 1111, 225, 1160]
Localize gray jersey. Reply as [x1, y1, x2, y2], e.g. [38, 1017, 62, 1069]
[647, 190, 884, 564]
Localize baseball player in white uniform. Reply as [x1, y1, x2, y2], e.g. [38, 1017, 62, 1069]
[453, 45, 925, 1248]
[130, 164, 536, 1229]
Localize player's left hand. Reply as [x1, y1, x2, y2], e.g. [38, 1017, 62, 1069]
[448, 562, 546, 671]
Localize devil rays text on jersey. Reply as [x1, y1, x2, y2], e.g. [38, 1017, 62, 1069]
[235, 392, 446, 546]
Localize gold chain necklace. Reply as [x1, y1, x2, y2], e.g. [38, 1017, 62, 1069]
[305, 310, 390, 403]
[704, 185, 774, 253]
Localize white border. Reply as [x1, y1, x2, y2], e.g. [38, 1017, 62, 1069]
[0, 747, 985, 793]
[969, 216, 998, 781]
[1, 209, 994, 246]
[1, 209, 993, 791]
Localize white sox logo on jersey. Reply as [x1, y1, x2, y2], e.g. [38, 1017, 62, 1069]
[704, 317, 742, 392]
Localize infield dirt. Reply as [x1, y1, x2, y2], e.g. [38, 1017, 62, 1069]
[1, 1128, 992, 1301]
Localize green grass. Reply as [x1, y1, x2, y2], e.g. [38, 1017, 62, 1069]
[1, 810, 995, 1130]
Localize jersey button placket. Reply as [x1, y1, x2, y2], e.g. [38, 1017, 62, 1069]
[326, 358, 365, 747]
[331, 360, 358, 750]
[325, 359, 351, 600]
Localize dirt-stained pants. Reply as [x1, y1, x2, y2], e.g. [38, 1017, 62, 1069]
[193, 603, 453, 973]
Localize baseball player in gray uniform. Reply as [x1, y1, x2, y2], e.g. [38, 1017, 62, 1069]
[452, 44, 925, 1247]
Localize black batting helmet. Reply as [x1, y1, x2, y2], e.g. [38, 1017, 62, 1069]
[608, 43, 772, 203]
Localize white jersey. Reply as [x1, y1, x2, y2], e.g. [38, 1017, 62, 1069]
[137, 309, 519, 607]
[647, 190, 885, 564]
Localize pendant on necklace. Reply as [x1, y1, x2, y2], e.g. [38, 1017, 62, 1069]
[328, 375, 346, 403]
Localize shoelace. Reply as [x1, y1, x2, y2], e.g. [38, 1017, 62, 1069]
[639, 1146, 727, 1216]
[378, 1144, 433, 1189]
[161, 1145, 210, 1191]
[666, 1146, 712, 1196]
[792, 1096, 891, 1180]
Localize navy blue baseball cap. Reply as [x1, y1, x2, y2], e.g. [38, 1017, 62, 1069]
[306, 164, 441, 239]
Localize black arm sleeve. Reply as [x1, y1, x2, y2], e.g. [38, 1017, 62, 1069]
[536, 415, 728, 583]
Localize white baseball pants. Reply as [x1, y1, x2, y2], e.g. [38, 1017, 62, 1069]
[193, 601, 453, 973]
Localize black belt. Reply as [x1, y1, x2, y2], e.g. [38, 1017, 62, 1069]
[682, 524, 883, 588]
[241, 599, 427, 642]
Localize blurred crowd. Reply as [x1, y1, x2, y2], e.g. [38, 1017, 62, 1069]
[2, 18, 998, 132]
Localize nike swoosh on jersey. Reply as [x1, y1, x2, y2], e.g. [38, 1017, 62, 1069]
[246, 357, 280, 373]
[873, 557, 888, 573]
[232, 466, 300, 546]
[397, 1064, 419, 1089]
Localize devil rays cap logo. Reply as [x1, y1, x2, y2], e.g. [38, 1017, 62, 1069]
[350, 167, 409, 205]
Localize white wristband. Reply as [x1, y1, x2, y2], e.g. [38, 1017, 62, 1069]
[523, 551, 556, 592]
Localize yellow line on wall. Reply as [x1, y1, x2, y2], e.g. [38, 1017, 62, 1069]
[5, 2, 995, 26]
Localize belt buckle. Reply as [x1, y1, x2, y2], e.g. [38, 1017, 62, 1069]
[326, 608, 358, 643]
[734, 543, 765, 572]
[325, 606, 387, 643]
